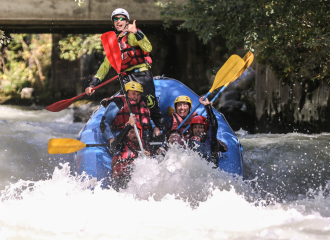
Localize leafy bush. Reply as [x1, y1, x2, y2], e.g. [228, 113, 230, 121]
[0, 34, 52, 96]
[58, 34, 103, 61]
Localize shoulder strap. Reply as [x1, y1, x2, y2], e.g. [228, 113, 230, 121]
[173, 113, 182, 126]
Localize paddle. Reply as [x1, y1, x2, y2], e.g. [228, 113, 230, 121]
[176, 54, 246, 131]
[46, 74, 126, 112]
[181, 51, 254, 133]
[101, 31, 144, 152]
[48, 138, 162, 154]
[208, 52, 254, 106]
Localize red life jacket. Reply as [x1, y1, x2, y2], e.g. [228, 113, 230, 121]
[111, 95, 151, 132]
[171, 112, 198, 134]
[111, 139, 150, 179]
[118, 30, 152, 71]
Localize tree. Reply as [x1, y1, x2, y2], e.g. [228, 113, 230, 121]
[0, 30, 10, 47]
[58, 34, 103, 61]
[157, 0, 330, 82]
[0, 34, 52, 96]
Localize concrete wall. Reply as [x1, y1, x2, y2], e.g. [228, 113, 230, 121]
[1, 0, 185, 20]
[0, 0, 185, 33]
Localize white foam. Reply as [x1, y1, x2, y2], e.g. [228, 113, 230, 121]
[1, 158, 330, 239]
[0, 105, 74, 123]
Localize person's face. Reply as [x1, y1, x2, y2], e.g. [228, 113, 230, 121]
[192, 124, 205, 137]
[176, 102, 190, 118]
[127, 90, 142, 103]
[168, 133, 182, 144]
[127, 128, 140, 143]
[113, 14, 128, 32]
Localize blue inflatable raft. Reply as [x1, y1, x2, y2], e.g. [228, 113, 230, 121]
[73, 77, 245, 180]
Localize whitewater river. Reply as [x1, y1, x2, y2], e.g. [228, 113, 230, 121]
[0, 104, 330, 239]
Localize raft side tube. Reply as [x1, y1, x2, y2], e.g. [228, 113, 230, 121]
[74, 77, 245, 179]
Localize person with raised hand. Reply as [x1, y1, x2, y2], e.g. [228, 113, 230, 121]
[85, 8, 165, 137]
[164, 95, 198, 135]
[185, 97, 228, 166]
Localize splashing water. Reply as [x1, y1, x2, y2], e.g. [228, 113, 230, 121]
[1, 161, 330, 239]
[1, 105, 330, 239]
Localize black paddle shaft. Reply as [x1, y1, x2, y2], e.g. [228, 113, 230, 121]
[85, 142, 162, 148]
[86, 144, 109, 147]
[118, 73, 133, 113]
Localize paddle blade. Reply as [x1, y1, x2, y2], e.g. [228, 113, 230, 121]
[210, 55, 245, 92]
[243, 51, 254, 64]
[46, 99, 74, 112]
[48, 138, 86, 154]
[101, 31, 122, 73]
[232, 51, 254, 81]
[166, 106, 175, 118]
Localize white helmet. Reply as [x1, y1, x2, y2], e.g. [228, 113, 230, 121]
[111, 8, 130, 21]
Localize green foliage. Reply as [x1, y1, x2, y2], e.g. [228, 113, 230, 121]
[0, 30, 11, 47]
[58, 34, 103, 61]
[75, 0, 84, 6]
[0, 34, 52, 96]
[157, 0, 330, 82]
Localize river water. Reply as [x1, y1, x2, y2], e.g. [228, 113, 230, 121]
[0, 105, 330, 239]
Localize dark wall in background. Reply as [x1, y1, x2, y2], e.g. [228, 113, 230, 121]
[255, 64, 330, 133]
[50, 25, 231, 100]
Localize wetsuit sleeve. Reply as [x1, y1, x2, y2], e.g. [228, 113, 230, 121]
[205, 104, 219, 154]
[150, 110, 165, 130]
[189, 140, 213, 163]
[101, 98, 123, 141]
[128, 31, 152, 53]
[205, 105, 227, 153]
[163, 119, 173, 135]
[94, 56, 112, 81]
[109, 124, 132, 154]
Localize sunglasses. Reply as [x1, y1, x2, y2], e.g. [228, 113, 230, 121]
[114, 17, 127, 22]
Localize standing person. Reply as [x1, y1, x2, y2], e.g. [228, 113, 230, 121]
[109, 115, 152, 190]
[100, 81, 156, 145]
[164, 95, 198, 135]
[85, 8, 164, 136]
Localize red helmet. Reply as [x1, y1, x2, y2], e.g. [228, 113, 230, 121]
[190, 116, 209, 132]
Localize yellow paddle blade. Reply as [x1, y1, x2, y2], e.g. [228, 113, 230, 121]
[232, 51, 254, 81]
[210, 55, 245, 92]
[48, 138, 86, 154]
[166, 106, 175, 118]
[243, 51, 254, 64]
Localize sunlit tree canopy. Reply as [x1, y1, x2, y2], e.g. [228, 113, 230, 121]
[0, 34, 52, 96]
[157, 0, 330, 82]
